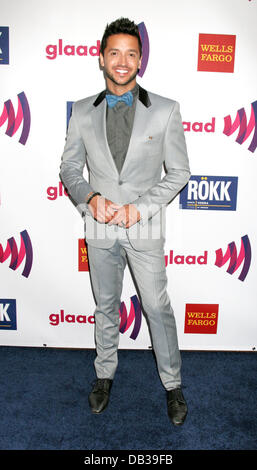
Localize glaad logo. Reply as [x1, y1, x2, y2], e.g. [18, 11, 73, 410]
[46, 39, 101, 60]
[0, 299, 17, 330]
[223, 101, 257, 153]
[46, 181, 68, 200]
[183, 117, 215, 133]
[179, 175, 238, 211]
[0, 92, 31, 145]
[0, 27, 9, 64]
[137, 22, 149, 78]
[165, 235, 251, 282]
[183, 101, 257, 154]
[215, 235, 251, 282]
[49, 309, 95, 326]
[0, 230, 33, 278]
[119, 295, 142, 340]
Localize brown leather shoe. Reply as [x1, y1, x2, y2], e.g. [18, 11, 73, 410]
[88, 379, 112, 414]
[167, 388, 188, 426]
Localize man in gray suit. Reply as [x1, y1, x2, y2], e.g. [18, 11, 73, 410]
[60, 18, 190, 426]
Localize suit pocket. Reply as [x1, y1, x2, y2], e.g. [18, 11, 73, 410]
[143, 135, 163, 156]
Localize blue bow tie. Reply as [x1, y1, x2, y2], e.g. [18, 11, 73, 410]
[106, 91, 133, 108]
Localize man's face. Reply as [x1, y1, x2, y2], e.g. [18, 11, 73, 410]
[100, 33, 142, 91]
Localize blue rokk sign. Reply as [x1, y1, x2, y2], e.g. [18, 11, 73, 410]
[0, 299, 17, 330]
[179, 175, 238, 211]
[0, 27, 9, 64]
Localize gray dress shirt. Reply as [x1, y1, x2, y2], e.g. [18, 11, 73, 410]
[106, 84, 139, 174]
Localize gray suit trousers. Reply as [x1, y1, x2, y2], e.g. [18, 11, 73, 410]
[87, 230, 182, 391]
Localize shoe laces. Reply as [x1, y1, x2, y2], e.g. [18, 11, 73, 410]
[167, 388, 185, 405]
[92, 379, 111, 392]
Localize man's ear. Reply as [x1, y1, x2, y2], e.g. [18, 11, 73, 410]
[99, 53, 104, 68]
[138, 55, 142, 70]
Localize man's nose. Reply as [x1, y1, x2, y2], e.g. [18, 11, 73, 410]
[119, 54, 128, 66]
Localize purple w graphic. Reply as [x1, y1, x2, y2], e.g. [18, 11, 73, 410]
[215, 235, 251, 282]
[0, 230, 33, 278]
[137, 22, 149, 78]
[0, 92, 31, 145]
[119, 295, 142, 340]
[223, 101, 257, 153]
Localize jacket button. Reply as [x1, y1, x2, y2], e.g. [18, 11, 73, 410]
[118, 180, 123, 185]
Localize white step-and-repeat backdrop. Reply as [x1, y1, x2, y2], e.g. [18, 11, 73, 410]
[1, 0, 256, 351]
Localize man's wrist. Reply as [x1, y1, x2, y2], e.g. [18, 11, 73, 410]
[86, 192, 101, 205]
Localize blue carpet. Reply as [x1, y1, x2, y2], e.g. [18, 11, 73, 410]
[0, 347, 256, 450]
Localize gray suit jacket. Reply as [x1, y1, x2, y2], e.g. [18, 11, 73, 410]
[60, 86, 190, 250]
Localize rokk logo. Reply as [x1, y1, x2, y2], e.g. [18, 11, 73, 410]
[215, 235, 251, 282]
[0, 27, 9, 64]
[184, 304, 219, 334]
[119, 295, 142, 340]
[0, 299, 17, 330]
[0, 92, 31, 145]
[223, 101, 257, 153]
[179, 175, 238, 211]
[0, 230, 33, 278]
[197, 33, 236, 73]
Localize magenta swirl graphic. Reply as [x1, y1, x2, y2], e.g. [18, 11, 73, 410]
[215, 235, 251, 281]
[137, 22, 150, 78]
[0, 92, 31, 145]
[223, 101, 257, 153]
[0, 230, 33, 278]
[119, 295, 142, 340]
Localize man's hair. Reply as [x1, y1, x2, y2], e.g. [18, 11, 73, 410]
[100, 18, 142, 57]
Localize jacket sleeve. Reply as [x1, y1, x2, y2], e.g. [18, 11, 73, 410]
[59, 102, 94, 206]
[132, 101, 190, 226]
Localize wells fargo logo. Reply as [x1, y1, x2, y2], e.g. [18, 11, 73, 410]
[184, 304, 219, 334]
[165, 235, 251, 282]
[0, 230, 33, 278]
[119, 295, 142, 340]
[78, 239, 89, 271]
[0, 92, 31, 145]
[197, 33, 236, 73]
